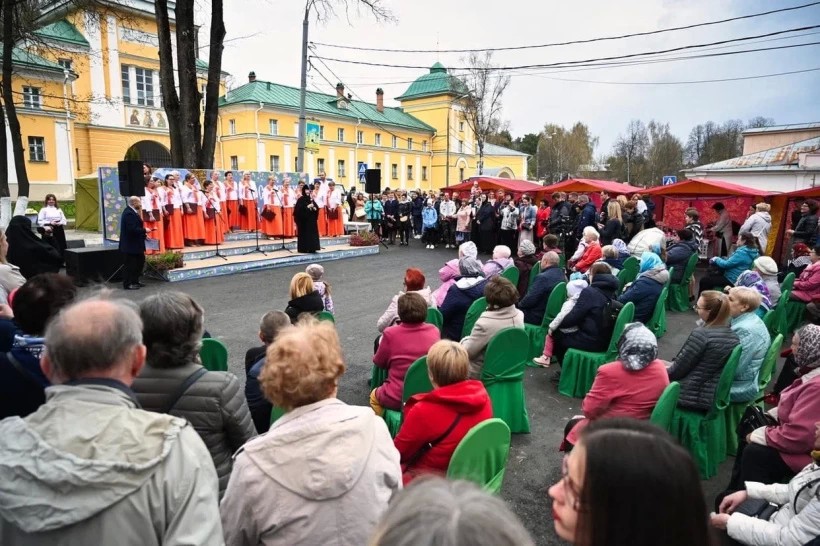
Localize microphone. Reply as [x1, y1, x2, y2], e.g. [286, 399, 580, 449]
[247, 187, 256, 193]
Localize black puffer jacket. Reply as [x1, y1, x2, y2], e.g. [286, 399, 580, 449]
[559, 273, 620, 352]
[285, 291, 325, 323]
[793, 213, 819, 246]
[666, 239, 698, 283]
[667, 326, 739, 411]
[133, 362, 256, 495]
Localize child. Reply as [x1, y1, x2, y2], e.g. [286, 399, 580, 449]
[305, 263, 333, 313]
[542, 233, 562, 258]
[533, 279, 588, 367]
[422, 199, 439, 249]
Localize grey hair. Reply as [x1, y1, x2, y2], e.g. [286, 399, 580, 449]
[370, 478, 534, 546]
[542, 250, 560, 266]
[259, 310, 291, 344]
[128, 196, 141, 207]
[583, 225, 599, 240]
[139, 291, 204, 369]
[45, 297, 143, 380]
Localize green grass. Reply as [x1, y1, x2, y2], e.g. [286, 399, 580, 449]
[22, 200, 75, 219]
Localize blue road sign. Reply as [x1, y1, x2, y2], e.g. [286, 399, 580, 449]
[662, 175, 677, 186]
[358, 163, 368, 183]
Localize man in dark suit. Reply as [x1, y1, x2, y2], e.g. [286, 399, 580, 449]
[119, 196, 148, 290]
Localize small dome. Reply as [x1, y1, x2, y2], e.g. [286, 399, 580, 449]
[396, 62, 468, 101]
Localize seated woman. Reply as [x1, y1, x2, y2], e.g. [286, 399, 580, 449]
[618, 251, 668, 323]
[220, 318, 402, 545]
[513, 239, 539, 298]
[133, 292, 256, 496]
[432, 241, 481, 307]
[393, 340, 492, 484]
[440, 257, 488, 341]
[713, 421, 820, 546]
[377, 267, 434, 333]
[753, 256, 781, 303]
[790, 245, 820, 303]
[5, 216, 62, 279]
[284, 272, 325, 323]
[482, 245, 514, 278]
[462, 276, 524, 378]
[779, 242, 811, 283]
[371, 293, 440, 415]
[732, 270, 772, 318]
[699, 231, 760, 295]
[728, 287, 771, 404]
[562, 324, 669, 451]
[570, 226, 602, 274]
[666, 228, 698, 283]
[0, 229, 25, 304]
[666, 290, 739, 411]
[721, 324, 820, 501]
[597, 245, 624, 275]
[549, 418, 712, 546]
[552, 263, 620, 366]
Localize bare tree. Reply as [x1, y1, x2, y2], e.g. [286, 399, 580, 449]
[646, 120, 683, 185]
[609, 120, 649, 184]
[459, 51, 510, 176]
[154, 0, 225, 168]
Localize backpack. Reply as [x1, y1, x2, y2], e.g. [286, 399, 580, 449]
[600, 297, 624, 334]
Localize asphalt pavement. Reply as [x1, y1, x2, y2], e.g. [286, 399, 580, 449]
[115, 241, 742, 545]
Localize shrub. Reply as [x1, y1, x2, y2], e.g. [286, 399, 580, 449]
[349, 230, 380, 246]
[146, 251, 184, 271]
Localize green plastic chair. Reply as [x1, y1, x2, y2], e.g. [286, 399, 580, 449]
[500, 266, 520, 286]
[669, 345, 742, 479]
[199, 338, 228, 371]
[370, 365, 388, 389]
[770, 290, 791, 337]
[446, 418, 511, 493]
[780, 272, 796, 294]
[762, 309, 777, 337]
[650, 381, 680, 433]
[666, 267, 675, 288]
[645, 285, 670, 339]
[783, 298, 807, 336]
[481, 327, 530, 434]
[316, 310, 335, 323]
[558, 302, 635, 398]
[723, 334, 784, 457]
[269, 406, 286, 425]
[667, 253, 699, 312]
[461, 297, 488, 339]
[528, 261, 542, 288]
[622, 256, 639, 277]
[426, 307, 444, 333]
[382, 356, 433, 437]
[558, 253, 566, 270]
[525, 282, 567, 361]
[616, 268, 631, 295]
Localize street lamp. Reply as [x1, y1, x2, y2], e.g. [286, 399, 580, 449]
[544, 132, 559, 183]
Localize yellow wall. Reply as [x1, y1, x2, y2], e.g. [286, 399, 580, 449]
[19, 114, 60, 182]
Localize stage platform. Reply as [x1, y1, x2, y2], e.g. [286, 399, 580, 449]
[163, 232, 378, 282]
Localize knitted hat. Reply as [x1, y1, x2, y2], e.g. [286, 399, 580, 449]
[518, 239, 536, 256]
[305, 263, 324, 281]
[459, 257, 484, 277]
[754, 256, 778, 277]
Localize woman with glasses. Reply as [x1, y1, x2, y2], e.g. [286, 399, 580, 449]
[549, 418, 714, 546]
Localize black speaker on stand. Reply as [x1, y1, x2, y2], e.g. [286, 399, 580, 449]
[118, 160, 145, 196]
[364, 169, 381, 195]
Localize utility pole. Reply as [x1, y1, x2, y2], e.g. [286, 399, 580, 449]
[297, 2, 311, 173]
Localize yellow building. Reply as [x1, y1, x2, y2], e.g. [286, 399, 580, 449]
[6, 0, 227, 201]
[218, 62, 528, 192]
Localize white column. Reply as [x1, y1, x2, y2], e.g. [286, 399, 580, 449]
[400, 155, 407, 189]
[106, 15, 122, 115]
[55, 121, 72, 185]
[384, 152, 390, 189]
[415, 156, 421, 189]
[306, 151, 314, 177]
[256, 141, 265, 171]
[5, 121, 17, 185]
[366, 151, 373, 166]
[328, 147, 336, 178]
[85, 12, 119, 126]
[348, 149, 355, 184]
[284, 143, 292, 172]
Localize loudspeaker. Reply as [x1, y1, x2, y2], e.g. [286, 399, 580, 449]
[118, 160, 145, 196]
[65, 247, 123, 284]
[364, 169, 381, 195]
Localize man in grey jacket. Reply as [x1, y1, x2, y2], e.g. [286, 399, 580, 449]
[0, 297, 223, 545]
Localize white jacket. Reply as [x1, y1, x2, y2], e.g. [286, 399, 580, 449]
[740, 211, 772, 253]
[220, 398, 401, 546]
[376, 286, 435, 332]
[727, 461, 820, 546]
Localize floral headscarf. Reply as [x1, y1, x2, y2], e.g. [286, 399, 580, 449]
[613, 239, 629, 258]
[617, 323, 658, 371]
[795, 323, 820, 372]
[734, 270, 772, 311]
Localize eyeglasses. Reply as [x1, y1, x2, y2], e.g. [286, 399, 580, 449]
[561, 455, 583, 511]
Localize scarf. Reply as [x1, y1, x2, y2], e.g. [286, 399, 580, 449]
[612, 239, 630, 257]
[618, 323, 658, 371]
[734, 270, 772, 310]
[638, 251, 664, 275]
[796, 323, 820, 372]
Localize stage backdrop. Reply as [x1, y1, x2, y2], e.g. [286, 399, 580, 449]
[99, 167, 310, 242]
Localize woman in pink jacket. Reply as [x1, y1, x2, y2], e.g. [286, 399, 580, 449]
[561, 323, 669, 450]
[790, 245, 820, 302]
[432, 241, 481, 307]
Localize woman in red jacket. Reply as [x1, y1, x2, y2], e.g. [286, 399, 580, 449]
[571, 226, 603, 274]
[790, 244, 820, 302]
[394, 340, 493, 484]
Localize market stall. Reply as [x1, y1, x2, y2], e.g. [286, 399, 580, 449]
[769, 186, 820, 261]
[443, 176, 544, 201]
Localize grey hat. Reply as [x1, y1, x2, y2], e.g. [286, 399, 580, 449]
[518, 239, 536, 256]
[459, 257, 485, 277]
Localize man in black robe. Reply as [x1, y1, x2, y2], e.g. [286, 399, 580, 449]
[294, 185, 320, 253]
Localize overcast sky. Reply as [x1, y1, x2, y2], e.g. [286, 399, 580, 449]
[205, 0, 820, 156]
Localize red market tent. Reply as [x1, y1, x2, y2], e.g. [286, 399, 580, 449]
[443, 176, 544, 199]
[770, 186, 820, 261]
[541, 178, 643, 195]
[642, 178, 775, 197]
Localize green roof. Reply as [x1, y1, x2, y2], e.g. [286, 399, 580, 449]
[34, 19, 89, 47]
[395, 62, 468, 101]
[220, 80, 435, 133]
[195, 57, 230, 76]
[0, 46, 66, 74]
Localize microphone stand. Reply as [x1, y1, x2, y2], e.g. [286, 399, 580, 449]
[243, 186, 267, 256]
[271, 186, 295, 254]
[199, 189, 228, 261]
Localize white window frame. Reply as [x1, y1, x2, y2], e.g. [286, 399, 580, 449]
[230, 156, 238, 170]
[58, 58, 72, 71]
[319, 125, 325, 139]
[459, 140, 464, 153]
[229, 119, 236, 135]
[121, 66, 131, 104]
[269, 119, 278, 135]
[422, 140, 428, 152]
[317, 158, 325, 173]
[422, 166, 428, 181]
[270, 155, 280, 172]
[407, 165, 413, 180]
[375, 133, 381, 146]
[459, 120, 465, 132]
[391, 135, 397, 148]
[337, 128, 345, 142]
[337, 159, 346, 178]
[407, 138, 413, 151]
[22, 87, 41, 109]
[357, 130, 363, 144]
[391, 163, 398, 179]
[135, 67, 154, 107]
[28, 136, 45, 161]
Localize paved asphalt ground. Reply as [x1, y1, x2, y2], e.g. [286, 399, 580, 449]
[115, 242, 749, 545]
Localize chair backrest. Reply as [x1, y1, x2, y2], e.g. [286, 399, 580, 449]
[482, 327, 529, 383]
[762, 309, 777, 336]
[199, 338, 228, 371]
[757, 334, 784, 392]
[681, 252, 699, 284]
[622, 256, 639, 276]
[446, 418, 511, 493]
[542, 282, 568, 327]
[708, 345, 742, 419]
[605, 301, 634, 357]
[528, 261, 541, 287]
[316, 310, 335, 323]
[500, 266, 520, 286]
[402, 356, 433, 404]
[462, 297, 488, 338]
[780, 271, 796, 294]
[665, 267, 675, 287]
[648, 286, 669, 329]
[426, 307, 444, 332]
[774, 290, 791, 336]
[616, 268, 631, 294]
[558, 253, 566, 270]
[270, 406, 286, 425]
[650, 381, 680, 433]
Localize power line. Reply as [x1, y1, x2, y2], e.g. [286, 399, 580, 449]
[310, 1, 820, 53]
[313, 37, 820, 72]
[536, 66, 820, 85]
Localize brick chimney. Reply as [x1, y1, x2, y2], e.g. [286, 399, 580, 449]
[376, 88, 384, 112]
[248, 71, 256, 83]
[336, 82, 344, 98]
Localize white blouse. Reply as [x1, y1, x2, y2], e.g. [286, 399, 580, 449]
[37, 206, 67, 226]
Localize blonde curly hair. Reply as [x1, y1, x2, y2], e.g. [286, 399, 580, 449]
[259, 317, 346, 410]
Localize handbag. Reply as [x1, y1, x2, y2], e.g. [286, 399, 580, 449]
[261, 208, 276, 221]
[736, 403, 777, 439]
[326, 207, 339, 220]
[733, 498, 778, 521]
[399, 215, 409, 223]
[184, 203, 198, 215]
[404, 414, 462, 468]
[164, 204, 174, 215]
[205, 208, 215, 220]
